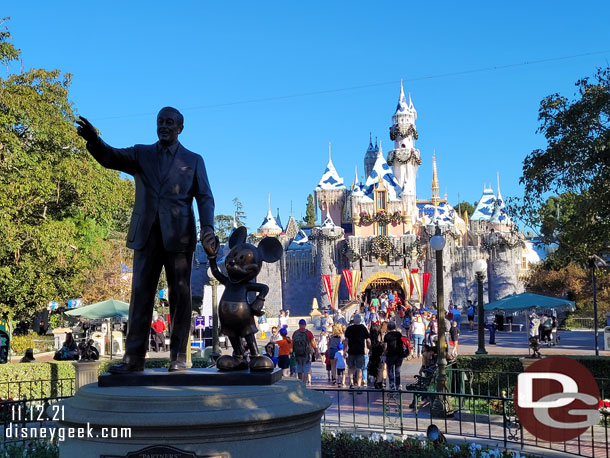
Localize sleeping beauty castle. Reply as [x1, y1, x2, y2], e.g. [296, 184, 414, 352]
[198, 82, 537, 316]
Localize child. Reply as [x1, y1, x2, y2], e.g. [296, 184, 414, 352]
[289, 351, 297, 377]
[334, 343, 346, 387]
[276, 327, 292, 376]
[324, 348, 332, 382]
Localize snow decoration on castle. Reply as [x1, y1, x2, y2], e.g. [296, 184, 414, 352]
[357, 210, 402, 226]
[471, 187, 497, 221]
[361, 150, 402, 202]
[316, 157, 346, 190]
[389, 123, 418, 141]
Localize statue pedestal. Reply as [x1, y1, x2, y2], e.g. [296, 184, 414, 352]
[56, 377, 330, 458]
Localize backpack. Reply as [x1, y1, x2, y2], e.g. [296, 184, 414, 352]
[401, 336, 411, 358]
[292, 330, 310, 358]
[328, 336, 340, 359]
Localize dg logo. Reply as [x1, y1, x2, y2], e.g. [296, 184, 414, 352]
[514, 356, 600, 442]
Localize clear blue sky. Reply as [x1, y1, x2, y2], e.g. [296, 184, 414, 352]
[5, 1, 610, 230]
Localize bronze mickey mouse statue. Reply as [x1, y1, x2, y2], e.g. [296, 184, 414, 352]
[202, 226, 283, 372]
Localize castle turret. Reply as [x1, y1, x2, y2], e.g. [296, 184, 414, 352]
[257, 194, 283, 236]
[314, 142, 347, 227]
[387, 80, 420, 215]
[364, 133, 378, 179]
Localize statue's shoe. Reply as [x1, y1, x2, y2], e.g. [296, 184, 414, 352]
[216, 355, 248, 371]
[249, 355, 275, 372]
[108, 362, 144, 374]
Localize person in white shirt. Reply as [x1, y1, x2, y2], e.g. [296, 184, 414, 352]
[278, 310, 289, 329]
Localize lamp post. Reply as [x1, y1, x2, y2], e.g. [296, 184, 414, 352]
[589, 255, 608, 357]
[207, 267, 221, 361]
[429, 225, 452, 417]
[473, 259, 487, 355]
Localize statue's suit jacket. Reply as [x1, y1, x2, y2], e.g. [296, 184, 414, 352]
[86, 138, 214, 253]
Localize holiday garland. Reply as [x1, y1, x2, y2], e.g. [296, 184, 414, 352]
[341, 237, 422, 261]
[482, 231, 525, 252]
[358, 210, 402, 226]
[308, 231, 344, 242]
[389, 123, 418, 141]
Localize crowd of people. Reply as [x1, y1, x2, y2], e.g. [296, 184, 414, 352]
[259, 290, 469, 390]
[526, 310, 559, 357]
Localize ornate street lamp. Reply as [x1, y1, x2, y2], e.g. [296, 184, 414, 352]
[429, 225, 452, 417]
[207, 267, 222, 361]
[473, 258, 488, 355]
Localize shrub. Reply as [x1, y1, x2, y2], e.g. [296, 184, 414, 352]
[321, 431, 531, 458]
[10, 334, 35, 356]
[0, 361, 75, 399]
[454, 355, 610, 397]
[0, 357, 213, 400]
[1, 440, 58, 458]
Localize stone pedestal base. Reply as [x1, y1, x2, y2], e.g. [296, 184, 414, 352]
[57, 379, 330, 458]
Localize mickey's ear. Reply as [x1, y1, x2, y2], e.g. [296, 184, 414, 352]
[228, 226, 247, 249]
[258, 237, 283, 263]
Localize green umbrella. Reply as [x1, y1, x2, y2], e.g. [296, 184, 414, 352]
[65, 299, 130, 319]
[484, 292, 575, 313]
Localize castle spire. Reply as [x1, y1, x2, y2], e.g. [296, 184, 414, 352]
[496, 172, 504, 207]
[328, 141, 332, 163]
[431, 151, 440, 207]
[395, 79, 408, 114]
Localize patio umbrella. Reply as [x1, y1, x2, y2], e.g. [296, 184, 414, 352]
[65, 299, 130, 319]
[484, 292, 575, 313]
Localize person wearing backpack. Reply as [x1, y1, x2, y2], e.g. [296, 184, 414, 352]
[383, 321, 405, 390]
[292, 319, 317, 383]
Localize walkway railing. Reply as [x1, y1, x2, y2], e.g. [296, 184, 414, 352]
[314, 387, 610, 458]
[1, 379, 75, 445]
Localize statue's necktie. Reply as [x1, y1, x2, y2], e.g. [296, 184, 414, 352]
[159, 147, 172, 175]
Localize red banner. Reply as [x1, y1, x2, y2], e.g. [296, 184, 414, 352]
[422, 272, 431, 303]
[410, 269, 418, 297]
[342, 270, 353, 300]
[322, 275, 333, 308]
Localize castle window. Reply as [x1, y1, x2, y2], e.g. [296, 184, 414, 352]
[378, 223, 387, 236]
[376, 190, 387, 211]
[522, 257, 527, 269]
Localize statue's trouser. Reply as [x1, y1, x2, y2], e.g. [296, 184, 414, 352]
[124, 218, 193, 366]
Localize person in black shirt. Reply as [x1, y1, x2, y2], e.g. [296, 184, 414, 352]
[383, 321, 404, 390]
[449, 320, 460, 358]
[344, 314, 370, 388]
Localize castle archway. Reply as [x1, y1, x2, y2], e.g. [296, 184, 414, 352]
[360, 272, 405, 304]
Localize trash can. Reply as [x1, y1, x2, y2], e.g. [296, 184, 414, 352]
[604, 327, 610, 351]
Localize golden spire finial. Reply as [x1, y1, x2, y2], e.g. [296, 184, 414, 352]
[431, 151, 440, 207]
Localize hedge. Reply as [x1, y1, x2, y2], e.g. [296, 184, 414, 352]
[321, 431, 531, 458]
[454, 355, 610, 397]
[0, 358, 212, 400]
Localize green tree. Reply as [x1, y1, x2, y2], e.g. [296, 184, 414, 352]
[452, 201, 475, 218]
[0, 21, 134, 320]
[232, 197, 246, 227]
[302, 194, 315, 227]
[214, 215, 234, 243]
[515, 68, 610, 265]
